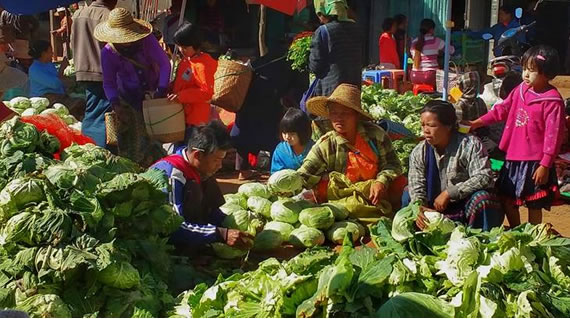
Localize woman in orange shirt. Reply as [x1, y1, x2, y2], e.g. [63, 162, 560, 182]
[378, 18, 400, 69]
[168, 23, 218, 127]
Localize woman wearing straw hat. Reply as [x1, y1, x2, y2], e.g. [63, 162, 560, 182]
[94, 8, 170, 166]
[298, 84, 407, 216]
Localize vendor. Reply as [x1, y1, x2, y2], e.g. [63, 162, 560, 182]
[150, 121, 254, 252]
[407, 100, 504, 231]
[469, 5, 523, 57]
[299, 84, 406, 210]
[0, 54, 26, 122]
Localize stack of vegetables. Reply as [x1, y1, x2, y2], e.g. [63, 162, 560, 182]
[287, 32, 314, 72]
[361, 85, 432, 174]
[215, 169, 367, 258]
[3, 97, 82, 131]
[170, 202, 570, 318]
[0, 117, 183, 317]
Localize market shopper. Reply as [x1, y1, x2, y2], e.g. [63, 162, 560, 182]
[378, 17, 400, 69]
[271, 108, 315, 174]
[408, 100, 503, 231]
[168, 23, 217, 127]
[299, 84, 406, 211]
[150, 121, 254, 251]
[309, 0, 363, 97]
[470, 45, 565, 226]
[95, 8, 170, 166]
[410, 19, 454, 88]
[71, 0, 117, 147]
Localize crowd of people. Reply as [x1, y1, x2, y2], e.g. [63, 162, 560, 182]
[0, 0, 568, 253]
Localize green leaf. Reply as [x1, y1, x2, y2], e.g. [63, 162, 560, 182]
[375, 292, 455, 318]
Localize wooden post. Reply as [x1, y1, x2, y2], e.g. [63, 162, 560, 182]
[49, 10, 56, 61]
[65, 8, 71, 59]
[258, 5, 268, 57]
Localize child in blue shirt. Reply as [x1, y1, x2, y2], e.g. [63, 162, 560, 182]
[271, 108, 314, 174]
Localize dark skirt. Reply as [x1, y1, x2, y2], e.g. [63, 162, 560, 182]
[497, 160, 558, 210]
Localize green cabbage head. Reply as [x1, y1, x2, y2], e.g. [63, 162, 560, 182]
[326, 221, 363, 244]
[223, 193, 248, 209]
[97, 261, 141, 289]
[0, 178, 46, 221]
[247, 196, 272, 218]
[289, 226, 325, 248]
[299, 206, 335, 230]
[253, 229, 283, 251]
[321, 202, 349, 221]
[267, 169, 303, 194]
[264, 221, 295, 242]
[16, 294, 72, 318]
[211, 243, 247, 259]
[270, 199, 302, 224]
[222, 209, 252, 232]
[238, 182, 271, 199]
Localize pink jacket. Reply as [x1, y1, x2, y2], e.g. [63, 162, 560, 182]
[480, 83, 565, 168]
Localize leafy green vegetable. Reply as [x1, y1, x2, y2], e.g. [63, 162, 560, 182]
[289, 226, 325, 248]
[247, 196, 272, 218]
[267, 169, 303, 195]
[270, 199, 302, 224]
[376, 292, 455, 318]
[299, 206, 335, 230]
[238, 183, 271, 199]
[263, 221, 295, 242]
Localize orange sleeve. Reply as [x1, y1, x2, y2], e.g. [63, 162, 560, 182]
[177, 60, 215, 105]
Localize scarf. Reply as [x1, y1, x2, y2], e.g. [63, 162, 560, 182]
[425, 143, 441, 208]
[314, 0, 353, 22]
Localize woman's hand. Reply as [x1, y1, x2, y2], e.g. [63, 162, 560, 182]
[433, 191, 451, 212]
[469, 119, 484, 131]
[415, 206, 430, 230]
[369, 181, 387, 206]
[533, 165, 550, 186]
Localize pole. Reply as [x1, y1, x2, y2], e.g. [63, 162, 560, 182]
[442, 0, 453, 101]
[65, 8, 71, 59]
[259, 5, 268, 57]
[49, 10, 56, 61]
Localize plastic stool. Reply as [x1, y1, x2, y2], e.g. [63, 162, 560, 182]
[362, 70, 392, 84]
[413, 84, 435, 95]
[387, 69, 405, 91]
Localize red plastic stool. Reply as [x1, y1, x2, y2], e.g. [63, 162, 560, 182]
[413, 84, 435, 95]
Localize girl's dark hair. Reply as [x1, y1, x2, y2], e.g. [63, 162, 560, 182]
[521, 45, 560, 80]
[415, 19, 436, 53]
[382, 18, 395, 32]
[280, 108, 312, 146]
[28, 40, 51, 59]
[173, 23, 203, 50]
[394, 14, 407, 26]
[420, 100, 457, 129]
[187, 120, 232, 155]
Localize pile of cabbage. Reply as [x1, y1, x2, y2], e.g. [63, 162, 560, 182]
[3, 97, 82, 131]
[0, 118, 183, 317]
[215, 169, 367, 258]
[170, 202, 570, 318]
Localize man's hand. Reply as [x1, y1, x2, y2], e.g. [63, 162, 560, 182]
[369, 181, 387, 206]
[434, 191, 451, 212]
[533, 165, 549, 186]
[225, 229, 254, 250]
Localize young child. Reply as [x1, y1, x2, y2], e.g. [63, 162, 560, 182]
[378, 17, 400, 69]
[168, 23, 218, 127]
[470, 45, 565, 226]
[271, 108, 314, 174]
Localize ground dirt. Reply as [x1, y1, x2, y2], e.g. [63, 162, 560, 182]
[216, 171, 570, 237]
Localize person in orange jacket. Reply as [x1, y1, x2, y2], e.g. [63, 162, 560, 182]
[378, 17, 400, 69]
[168, 23, 217, 127]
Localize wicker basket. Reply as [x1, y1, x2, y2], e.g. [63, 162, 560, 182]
[211, 59, 252, 112]
[142, 98, 185, 143]
[105, 111, 119, 146]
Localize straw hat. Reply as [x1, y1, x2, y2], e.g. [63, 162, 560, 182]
[94, 8, 152, 44]
[306, 84, 372, 119]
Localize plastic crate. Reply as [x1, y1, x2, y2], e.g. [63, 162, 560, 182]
[452, 33, 486, 64]
[362, 70, 392, 84]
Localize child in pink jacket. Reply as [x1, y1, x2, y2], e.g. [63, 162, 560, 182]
[471, 45, 565, 226]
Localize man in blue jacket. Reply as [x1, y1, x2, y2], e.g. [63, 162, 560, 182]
[470, 5, 525, 57]
[150, 121, 253, 251]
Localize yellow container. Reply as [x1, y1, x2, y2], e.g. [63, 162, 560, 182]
[143, 98, 186, 143]
[449, 87, 463, 103]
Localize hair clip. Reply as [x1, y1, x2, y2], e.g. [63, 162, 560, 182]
[536, 55, 546, 61]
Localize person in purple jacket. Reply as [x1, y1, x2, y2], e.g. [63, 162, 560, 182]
[150, 121, 254, 252]
[471, 45, 566, 226]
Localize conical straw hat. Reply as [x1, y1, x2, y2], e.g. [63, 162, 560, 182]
[94, 8, 152, 44]
[306, 84, 372, 119]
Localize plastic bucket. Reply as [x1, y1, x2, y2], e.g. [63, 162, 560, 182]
[143, 98, 186, 143]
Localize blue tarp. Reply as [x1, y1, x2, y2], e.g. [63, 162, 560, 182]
[0, 0, 78, 15]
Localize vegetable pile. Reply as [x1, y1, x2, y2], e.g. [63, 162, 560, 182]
[215, 169, 367, 259]
[170, 202, 570, 318]
[4, 97, 82, 131]
[0, 118, 183, 317]
[287, 32, 313, 72]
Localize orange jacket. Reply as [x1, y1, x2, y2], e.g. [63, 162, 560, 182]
[173, 53, 218, 126]
[378, 32, 400, 69]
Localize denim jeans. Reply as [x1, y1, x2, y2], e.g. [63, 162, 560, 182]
[80, 81, 112, 147]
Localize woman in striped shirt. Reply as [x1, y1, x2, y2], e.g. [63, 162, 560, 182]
[410, 19, 454, 88]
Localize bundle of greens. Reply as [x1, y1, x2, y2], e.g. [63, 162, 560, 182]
[287, 32, 314, 72]
[0, 118, 183, 317]
[170, 202, 570, 318]
[391, 138, 419, 174]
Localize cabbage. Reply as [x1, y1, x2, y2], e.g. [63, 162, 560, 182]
[97, 261, 141, 289]
[0, 118, 40, 157]
[423, 211, 456, 235]
[30, 97, 49, 112]
[267, 169, 303, 194]
[222, 209, 251, 232]
[21, 108, 38, 116]
[40, 108, 59, 115]
[289, 226, 325, 248]
[238, 182, 271, 199]
[247, 196, 272, 218]
[326, 221, 362, 244]
[9, 97, 31, 111]
[220, 203, 245, 215]
[435, 228, 480, 286]
[224, 193, 248, 209]
[263, 221, 295, 242]
[298, 206, 335, 230]
[0, 178, 46, 221]
[322, 202, 349, 221]
[253, 229, 283, 251]
[0, 211, 36, 245]
[53, 103, 69, 115]
[16, 294, 72, 318]
[391, 202, 420, 242]
[211, 243, 247, 259]
[62, 115, 77, 125]
[270, 199, 302, 224]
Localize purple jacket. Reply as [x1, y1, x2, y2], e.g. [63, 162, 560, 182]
[480, 83, 565, 168]
[101, 35, 170, 104]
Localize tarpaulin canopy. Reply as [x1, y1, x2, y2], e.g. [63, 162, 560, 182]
[0, 0, 78, 15]
[247, 0, 308, 16]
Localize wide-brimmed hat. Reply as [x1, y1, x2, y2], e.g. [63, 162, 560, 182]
[94, 8, 152, 44]
[306, 84, 372, 119]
